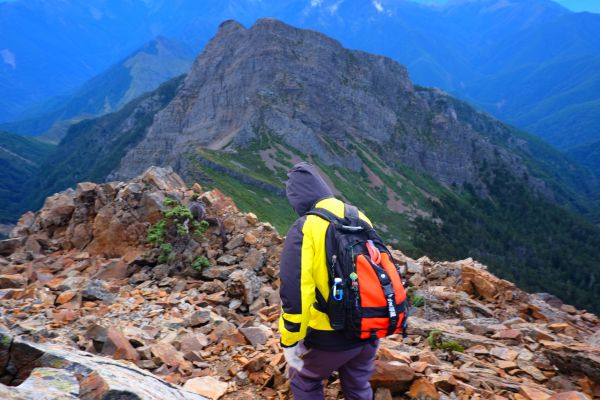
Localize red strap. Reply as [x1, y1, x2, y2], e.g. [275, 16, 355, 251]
[366, 240, 381, 264]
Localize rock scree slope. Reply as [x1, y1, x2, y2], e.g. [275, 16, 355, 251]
[0, 167, 599, 399]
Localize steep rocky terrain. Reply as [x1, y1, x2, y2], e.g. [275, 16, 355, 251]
[0, 167, 599, 399]
[24, 18, 600, 313]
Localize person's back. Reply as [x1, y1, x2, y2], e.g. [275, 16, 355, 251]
[279, 162, 379, 400]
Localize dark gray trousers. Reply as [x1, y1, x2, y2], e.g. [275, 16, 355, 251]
[289, 341, 378, 400]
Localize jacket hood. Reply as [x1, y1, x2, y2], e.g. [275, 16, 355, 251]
[286, 162, 334, 216]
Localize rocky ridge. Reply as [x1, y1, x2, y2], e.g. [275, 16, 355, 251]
[0, 167, 599, 399]
[111, 18, 550, 199]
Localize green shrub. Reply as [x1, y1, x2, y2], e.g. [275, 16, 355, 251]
[146, 197, 210, 268]
[192, 256, 210, 272]
[411, 294, 425, 307]
[158, 243, 173, 263]
[192, 220, 209, 240]
[427, 330, 464, 353]
[147, 219, 166, 245]
[406, 287, 425, 307]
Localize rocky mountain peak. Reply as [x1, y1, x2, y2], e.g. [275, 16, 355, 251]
[0, 167, 599, 399]
[111, 18, 416, 179]
[109, 18, 551, 202]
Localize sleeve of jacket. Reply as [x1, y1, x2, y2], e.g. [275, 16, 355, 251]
[279, 216, 315, 348]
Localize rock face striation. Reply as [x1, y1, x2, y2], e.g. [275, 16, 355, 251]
[112, 18, 548, 198]
[0, 167, 599, 399]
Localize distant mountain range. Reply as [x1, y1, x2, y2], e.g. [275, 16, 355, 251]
[1, 37, 193, 142]
[2, 0, 599, 156]
[17, 19, 600, 312]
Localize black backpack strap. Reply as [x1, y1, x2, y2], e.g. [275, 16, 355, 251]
[305, 207, 340, 224]
[307, 205, 364, 233]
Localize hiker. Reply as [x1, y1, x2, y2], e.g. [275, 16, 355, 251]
[279, 162, 408, 400]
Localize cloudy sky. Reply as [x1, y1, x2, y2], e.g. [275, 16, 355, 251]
[0, 0, 598, 13]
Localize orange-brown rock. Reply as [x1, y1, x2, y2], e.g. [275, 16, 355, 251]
[151, 342, 191, 370]
[103, 327, 139, 361]
[408, 377, 439, 400]
[547, 392, 591, 400]
[459, 260, 514, 301]
[56, 290, 78, 305]
[519, 385, 552, 400]
[370, 360, 415, 392]
[183, 376, 228, 399]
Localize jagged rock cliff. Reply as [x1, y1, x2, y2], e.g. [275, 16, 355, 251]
[111, 19, 545, 198]
[1, 167, 598, 399]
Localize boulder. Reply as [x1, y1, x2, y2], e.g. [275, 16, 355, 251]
[0, 238, 24, 257]
[102, 327, 140, 361]
[227, 269, 261, 305]
[543, 346, 600, 383]
[0, 332, 206, 399]
[519, 385, 553, 400]
[370, 360, 415, 392]
[239, 325, 272, 347]
[141, 166, 187, 192]
[459, 260, 514, 301]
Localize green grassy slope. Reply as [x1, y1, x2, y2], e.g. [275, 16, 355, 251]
[0, 131, 54, 223]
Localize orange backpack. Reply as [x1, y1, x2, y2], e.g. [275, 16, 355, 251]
[307, 204, 409, 340]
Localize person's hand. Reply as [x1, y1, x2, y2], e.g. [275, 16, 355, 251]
[283, 345, 304, 371]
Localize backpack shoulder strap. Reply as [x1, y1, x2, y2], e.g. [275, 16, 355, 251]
[305, 207, 340, 224]
[306, 204, 364, 232]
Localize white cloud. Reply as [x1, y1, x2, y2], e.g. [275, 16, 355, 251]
[327, 0, 343, 14]
[372, 0, 384, 12]
[1, 49, 16, 70]
[310, 0, 322, 6]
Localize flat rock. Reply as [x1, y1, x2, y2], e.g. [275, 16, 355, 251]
[18, 367, 79, 398]
[183, 376, 228, 399]
[547, 392, 592, 400]
[239, 325, 271, 347]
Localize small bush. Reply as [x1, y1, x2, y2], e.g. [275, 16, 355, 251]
[147, 219, 166, 245]
[158, 243, 174, 263]
[191, 220, 209, 240]
[411, 294, 425, 307]
[192, 256, 210, 272]
[427, 330, 464, 353]
[406, 287, 425, 307]
[146, 197, 210, 268]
